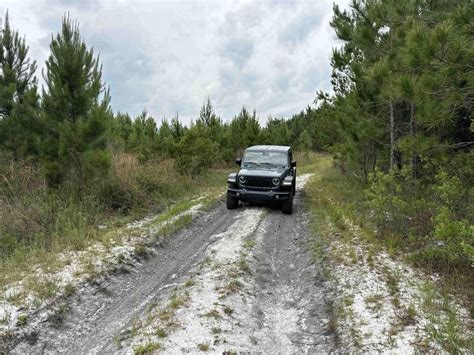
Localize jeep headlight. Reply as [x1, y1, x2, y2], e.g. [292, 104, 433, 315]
[272, 177, 280, 186]
[239, 175, 246, 184]
[282, 177, 293, 186]
[227, 173, 237, 183]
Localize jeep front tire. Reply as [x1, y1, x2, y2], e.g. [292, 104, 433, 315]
[281, 189, 294, 214]
[226, 193, 239, 209]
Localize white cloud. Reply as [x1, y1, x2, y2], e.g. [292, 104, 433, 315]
[0, 0, 349, 124]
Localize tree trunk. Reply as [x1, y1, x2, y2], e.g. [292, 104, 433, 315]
[389, 99, 395, 170]
[372, 140, 377, 174]
[410, 102, 418, 178]
[363, 150, 368, 183]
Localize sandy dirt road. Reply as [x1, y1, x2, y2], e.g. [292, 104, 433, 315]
[10, 174, 334, 354]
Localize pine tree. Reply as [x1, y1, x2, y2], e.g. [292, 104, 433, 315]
[229, 107, 261, 153]
[127, 110, 159, 161]
[157, 118, 176, 157]
[0, 11, 40, 158]
[197, 98, 221, 128]
[108, 112, 133, 151]
[328, 0, 473, 178]
[175, 123, 217, 175]
[196, 98, 225, 152]
[264, 118, 290, 145]
[298, 129, 312, 151]
[170, 114, 186, 141]
[41, 15, 111, 187]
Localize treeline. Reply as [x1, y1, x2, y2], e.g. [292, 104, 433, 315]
[321, 0, 473, 271]
[0, 12, 328, 190]
[108, 102, 336, 174]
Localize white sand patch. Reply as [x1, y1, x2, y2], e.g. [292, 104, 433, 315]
[250, 284, 301, 352]
[296, 173, 314, 191]
[208, 210, 261, 264]
[128, 208, 267, 353]
[0, 198, 207, 341]
[160, 209, 265, 352]
[328, 218, 472, 353]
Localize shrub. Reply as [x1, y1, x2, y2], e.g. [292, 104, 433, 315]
[175, 125, 217, 175]
[96, 178, 137, 212]
[365, 165, 473, 271]
[365, 168, 433, 236]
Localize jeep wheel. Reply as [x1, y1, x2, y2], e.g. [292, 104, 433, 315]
[226, 193, 239, 209]
[282, 189, 294, 214]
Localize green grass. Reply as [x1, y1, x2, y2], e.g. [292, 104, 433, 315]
[399, 304, 417, 326]
[295, 151, 331, 175]
[156, 214, 193, 237]
[421, 282, 471, 352]
[151, 199, 200, 225]
[364, 294, 384, 312]
[237, 258, 251, 274]
[134, 243, 150, 258]
[133, 341, 161, 355]
[16, 314, 27, 327]
[223, 306, 233, 315]
[184, 279, 195, 287]
[211, 326, 222, 334]
[63, 283, 76, 297]
[128, 287, 192, 345]
[197, 342, 210, 351]
[155, 327, 167, 338]
[219, 279, 242, 297]
[242, 239, 256, 250]
[204, 309, 221, 319]
[168, 293, 188, 309]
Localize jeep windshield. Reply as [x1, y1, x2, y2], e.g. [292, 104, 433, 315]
[242, 150, 288, 169]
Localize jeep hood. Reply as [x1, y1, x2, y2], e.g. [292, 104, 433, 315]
[238, 168, 287, 178]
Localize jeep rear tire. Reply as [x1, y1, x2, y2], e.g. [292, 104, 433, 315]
[226, 193, 239, 209]
[281, 189, 294, 214]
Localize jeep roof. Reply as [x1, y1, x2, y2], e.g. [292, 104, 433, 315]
[245, 145, 291, 152]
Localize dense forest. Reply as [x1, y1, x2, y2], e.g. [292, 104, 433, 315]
[0, 0, 473, 276]
[324, 0, 473, 273]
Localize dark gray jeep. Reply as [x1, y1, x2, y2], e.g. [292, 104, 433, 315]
[226, 145, 296, 214]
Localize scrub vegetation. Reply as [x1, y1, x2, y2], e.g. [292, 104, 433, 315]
[305, 155, 472, 352]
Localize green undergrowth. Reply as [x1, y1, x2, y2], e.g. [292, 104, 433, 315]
[294, 151, 330, 175]
[304, 154, 473, 352]
[306, 155, 473, 300]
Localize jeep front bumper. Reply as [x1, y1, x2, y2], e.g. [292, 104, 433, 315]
[227, 187, 291, 201]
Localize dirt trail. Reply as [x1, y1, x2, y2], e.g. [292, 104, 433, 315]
[10, 174, 333, 353]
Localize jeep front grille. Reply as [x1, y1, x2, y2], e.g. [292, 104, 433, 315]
[241, 176, 274, 189]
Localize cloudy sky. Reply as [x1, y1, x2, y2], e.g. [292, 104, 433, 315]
[0, 0, 348, 125]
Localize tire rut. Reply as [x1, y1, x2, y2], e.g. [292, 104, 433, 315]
[250, 190, 334, 353]
[10, 205, 236, 354]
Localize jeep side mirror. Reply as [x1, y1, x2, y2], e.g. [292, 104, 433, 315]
[236, 158, 242, 166]
[291, 160, 297, 168]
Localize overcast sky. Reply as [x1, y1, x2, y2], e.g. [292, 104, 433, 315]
[0, 0, 349, 125]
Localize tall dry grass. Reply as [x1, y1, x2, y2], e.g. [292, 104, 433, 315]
[0, 151, 231, 288]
